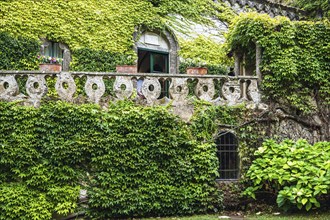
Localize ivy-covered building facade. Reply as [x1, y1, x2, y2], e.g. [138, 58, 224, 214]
[0, 0, 329, 219]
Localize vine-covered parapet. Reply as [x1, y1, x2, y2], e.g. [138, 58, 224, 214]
[0, 71, 262, 107]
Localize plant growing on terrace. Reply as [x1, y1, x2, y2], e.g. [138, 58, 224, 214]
[37, 55, 63, 64]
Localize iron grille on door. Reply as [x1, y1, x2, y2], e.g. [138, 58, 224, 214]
[216, 132, 239, 180]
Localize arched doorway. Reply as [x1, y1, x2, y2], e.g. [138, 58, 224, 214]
[135, 29, 179, 74]
[134, 29, 179, 98]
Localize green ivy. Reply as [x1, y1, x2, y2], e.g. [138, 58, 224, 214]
[294, 0, 330, 18]
[0, 101, 222, 219]
[0, 32, 39, 70]
[179, 36, 233, 68]
[71, 48, 135, 72]
[244, 139, 330, 211]
[226, 13, 330, 111]
[0, 0, 235, 71]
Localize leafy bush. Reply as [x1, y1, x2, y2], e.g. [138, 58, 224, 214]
[0, 101, 222, 219]
[0, 32, 39, 70]
[244, 139, 330, 211]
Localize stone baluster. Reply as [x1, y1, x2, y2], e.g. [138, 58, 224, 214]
[113, 76, 134, 100]
[194, 78, 215, 102]
[169, 78, 189, 103]
[85, 75, 105, 104]
[142, 77, 162, 104]
[0, 71, 262, 107]
[55, 72, 76, 102]
[222, 79, 241, 106]
[26, 74, 48, 107]
[0, 75, 20, 101]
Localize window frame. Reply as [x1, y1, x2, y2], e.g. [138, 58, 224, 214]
[40, 38, 71, 71]
[216, 132, 240, 181]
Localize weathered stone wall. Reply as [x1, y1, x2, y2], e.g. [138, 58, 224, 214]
[222, 0, 305, 20]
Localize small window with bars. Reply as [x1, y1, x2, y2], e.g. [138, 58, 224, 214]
[216, 132, 239, 180]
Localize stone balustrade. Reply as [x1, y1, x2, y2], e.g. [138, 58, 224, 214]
[0, 71, 261, 107]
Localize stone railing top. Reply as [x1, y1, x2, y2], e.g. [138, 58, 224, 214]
[0, 70, 258, 79]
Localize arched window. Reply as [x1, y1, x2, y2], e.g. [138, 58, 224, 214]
[40, 38, 71, 71]
[216, 132, 239, 180]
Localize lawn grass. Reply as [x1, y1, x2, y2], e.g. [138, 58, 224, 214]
[143, 211, 330, 220]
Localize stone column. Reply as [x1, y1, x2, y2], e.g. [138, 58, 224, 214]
[234, 52, 240, 76]
[241, 53, 247, 100]
[59, 43, 71, 71]
[256, 43, 262, 84]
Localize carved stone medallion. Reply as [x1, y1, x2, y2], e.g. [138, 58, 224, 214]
[222, 80, 241, 105]
[142, 77, 161, 104]
[0, 75, 19, 99]
[85, 76, 105, 103]
[113, 76, 133, 100]
[169, 78, 189, 103]
[26, 75, 48, 100]
[55, 72, 76, 102]
[194, 78, 215, 102]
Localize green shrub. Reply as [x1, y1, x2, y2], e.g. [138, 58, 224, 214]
[0, 101, 222, 219]
[244, 139, 330, 211]
[0, 32, 39, 70]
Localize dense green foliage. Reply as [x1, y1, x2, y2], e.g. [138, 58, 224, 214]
[190, 102, 265, 174]
[294, 0, 330, 18]
[0, 0, 234, 71]
[180, 36, 232, 67]
[179, 36, 232, 74]
[227, 13, 330, 111]
[0, 101, 222, 219]
[179, 62, 228, 75]
[0, 32, 39, 70]
[70, 48, 135, 72]
[190, 103, 243, 142]
[245, 139, 330, 211]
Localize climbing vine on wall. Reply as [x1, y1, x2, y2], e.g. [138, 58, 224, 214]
[179, 35, 232, 74]
[0, 32, 39, 70]
[226, 13, 330, 112]
[0, 0, 234, 71]
[190, 101, 266, 172]
[0, 101, 222, 219]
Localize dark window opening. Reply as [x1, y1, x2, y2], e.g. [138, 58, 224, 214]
[216, 132, 239, 180]
[138, 49, 169, 98]
[44, 42, 63, 59]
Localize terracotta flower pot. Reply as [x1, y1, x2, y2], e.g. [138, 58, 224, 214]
[116, 65, 137, 73]
[186, 67, 208, 75]
[39, 64, 62, 72]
